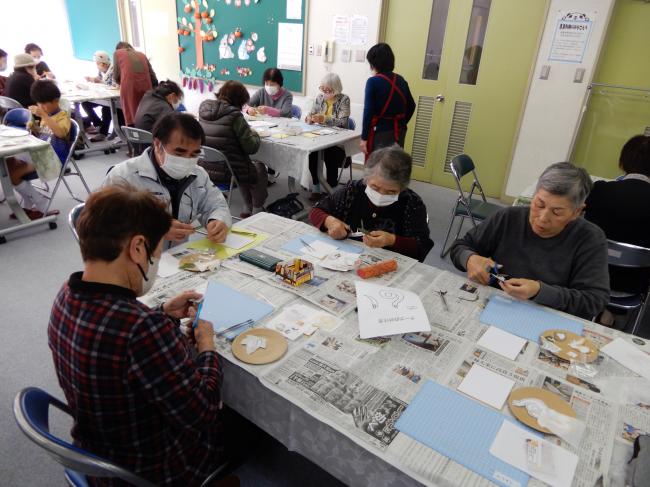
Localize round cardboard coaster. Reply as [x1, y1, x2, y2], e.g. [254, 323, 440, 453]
[232, 328, 288, 365]
[539, 329, 598, 363]
[508, 387, 577, 434]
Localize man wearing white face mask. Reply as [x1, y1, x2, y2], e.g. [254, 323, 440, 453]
[309, 145, 434, 262]
[134, 79, 184, 134]
[48, 185, 229, 486]
[104, 112, 232, 244]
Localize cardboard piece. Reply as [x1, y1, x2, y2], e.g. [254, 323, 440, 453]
[507, 387, 577, 434]
[232, 328, 287, 365]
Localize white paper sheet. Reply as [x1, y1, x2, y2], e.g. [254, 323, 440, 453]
[457, 364, 515, 410]
[477, 326, 527, 361]
[332, 15, 350, 44]
[277, 23, 303, 71]
[223, 232, 256, 250]
[355, 281, 430, 339]
[286, 0, 302, 20]
[490, 420, 579, 487]
[601, 338, 650, 381]
[157, 252, 181, 278]
[300, 239, 338, 259]
[350, 15, 369, 46]
[266, 303, 331, 340]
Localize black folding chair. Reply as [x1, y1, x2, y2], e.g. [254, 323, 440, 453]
[120, 126, 153, 156]
[606, 239, 650, 336]
[439, 154, 502, 257]
[200, 146, 237, 207]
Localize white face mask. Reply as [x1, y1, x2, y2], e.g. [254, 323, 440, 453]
[365, 185, 399, 207]
[265, 84, 279, 96]
[138, 255, 159, 297]
[160, 146, 198, 180]
[172, 100, 181, 110]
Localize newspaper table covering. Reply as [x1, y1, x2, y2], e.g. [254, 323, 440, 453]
[0, 130, 60, 181]
[141, 212, 650, 487]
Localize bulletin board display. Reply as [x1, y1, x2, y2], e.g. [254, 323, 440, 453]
[65, 0, 121, 61]
[176, 0, 306, 93]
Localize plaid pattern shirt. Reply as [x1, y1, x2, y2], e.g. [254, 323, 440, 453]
[48, 273, 224, 486]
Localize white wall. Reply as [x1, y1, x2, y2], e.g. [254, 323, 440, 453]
[504, 0, 616, 198]
[1, 0, 95, 81]
[140, 0, 180, 83]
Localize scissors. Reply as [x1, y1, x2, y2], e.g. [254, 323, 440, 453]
[488, 262, 509, 285]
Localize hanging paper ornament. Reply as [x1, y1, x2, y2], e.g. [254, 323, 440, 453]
[220, 68, 231, 75]
[236, 66, 252, 77]
[182, 77, 187, 87]
[199, 79, 204, 93]
[245, 0, 251, 5]
[193, 78, 198, 90]
[208, 81, 214, 92]
[228, 33, 235, 45]
[256, 47, 267, 63]
[190, 68, 197, 76]
[219, 34, 235, 59]
[237, 40, 249, 60]
[235, 0, 242, 7]
[206, 71, 212, 78]
[184, 4, 192, 13]
[202, 0, 208, 7]
[246, 39, 255, 53]
[251, 32, 258, 42]
[225, 0, 232, 4]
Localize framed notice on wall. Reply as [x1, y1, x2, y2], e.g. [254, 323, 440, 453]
[548, 11, 596, 64]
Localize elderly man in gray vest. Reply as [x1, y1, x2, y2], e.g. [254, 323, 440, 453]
[450, 162, 609, 319]
[104, 112, 231, 243]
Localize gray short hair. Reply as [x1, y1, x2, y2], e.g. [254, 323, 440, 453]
[320, 72, 343, 95]
[364, 145, 412, 189]
[535, 162, 592, 208]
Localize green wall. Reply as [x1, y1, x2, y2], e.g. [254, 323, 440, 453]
[571, 0, 650, 178]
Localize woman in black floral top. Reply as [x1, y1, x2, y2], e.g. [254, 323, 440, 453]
[309, 146, 434, 261]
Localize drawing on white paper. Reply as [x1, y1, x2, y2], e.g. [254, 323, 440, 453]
[379, 289, 404, 309]
[364, 295, 378, 310]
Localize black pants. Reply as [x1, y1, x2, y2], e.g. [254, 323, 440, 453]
[309, 146, 346, 188]
[81, 102, 112, 135]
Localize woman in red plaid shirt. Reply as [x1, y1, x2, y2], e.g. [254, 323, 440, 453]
[48, 184, 226, 486]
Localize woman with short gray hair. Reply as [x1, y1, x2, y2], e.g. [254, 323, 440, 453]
[306, 72, 351, 201]
[449, 161, 609, 319]
[309, 145, 434, 261]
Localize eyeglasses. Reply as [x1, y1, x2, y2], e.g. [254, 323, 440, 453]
[319, 86, 334, 94]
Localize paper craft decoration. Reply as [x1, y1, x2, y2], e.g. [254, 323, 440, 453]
[355, 281, 430, 339]
[457, 364, 515, 410]
[477, 326, 527, 361]
[281, 234, 362, 256]
[395, 380, 532, 487]
[219, 34, 235, 58]
[257, 46, 267, 62]
[198, 281, 273, 335]
[480, 295, 583, 342]
[490, 420, 579, 487]
[241, 334, 266, 354]
[539, 329, 598, 363]
[265, 303, 327, 340]
[601, 338, 650, 381]
[299, 239, 338, 260]
[319, 251, 359, 271]
[237, 39, 249, 60]
[507, 387, 577, 434]
[231, 328, 287, 364]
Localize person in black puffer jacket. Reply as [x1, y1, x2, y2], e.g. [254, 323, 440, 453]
[199, 80, 266, 218]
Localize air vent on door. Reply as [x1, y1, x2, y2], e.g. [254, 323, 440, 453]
[443, 101, 472, 173]
[411, 96, 436, 167]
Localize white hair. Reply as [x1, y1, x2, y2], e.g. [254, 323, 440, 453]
[536, 162, 593, 208]
[93, 51, 111, 65]
[320, 72, 343, 95]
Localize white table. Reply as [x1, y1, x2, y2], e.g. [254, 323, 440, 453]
[58, 81, 125, 156]
[141, 213, 647, 487]
[0, 131, 58, 242]
[249, 118, 361, 208]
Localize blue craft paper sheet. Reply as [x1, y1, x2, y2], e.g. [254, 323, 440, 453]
[281, 234, 363, 255]
[396, 381, 533, 487]
[479, 295, 583, 342]
[199, 281, 273, 332]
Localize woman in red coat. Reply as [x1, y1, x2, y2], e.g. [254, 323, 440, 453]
[113, 42, 158, 126]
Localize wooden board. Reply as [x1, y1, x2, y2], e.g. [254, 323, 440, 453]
[540, 329, 599, 363]
[232, 328, 287, 365]
[508, 387, 577, 434]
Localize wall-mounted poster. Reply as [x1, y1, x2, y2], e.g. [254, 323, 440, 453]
[548, 11, 596, 64]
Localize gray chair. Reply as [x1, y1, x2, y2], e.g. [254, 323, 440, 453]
[43, 120, 91, 212]
[120, 126, 153, 156]
[606, 239, 650, 335]
[0, 95, 22, 111]
[68, 203, 85, 242]
[439, 154, 502, 257]
[200, 146, 237, 207]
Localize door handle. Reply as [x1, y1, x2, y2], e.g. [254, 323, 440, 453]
[435, 94, 445, 102]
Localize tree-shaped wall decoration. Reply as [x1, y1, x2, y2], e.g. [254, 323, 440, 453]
[178, 0, 217, 69]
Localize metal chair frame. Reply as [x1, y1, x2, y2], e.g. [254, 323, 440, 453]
[120, 126, 153, 157]
[43, 119, 91, 212]
[606, 239, 650, 335]
[0, 95, 23, 111]
[68, 203, 84, 242]
[439, 154, 501, 258]
[200, 146, 237, 207]
[336, 117, 356, 184]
